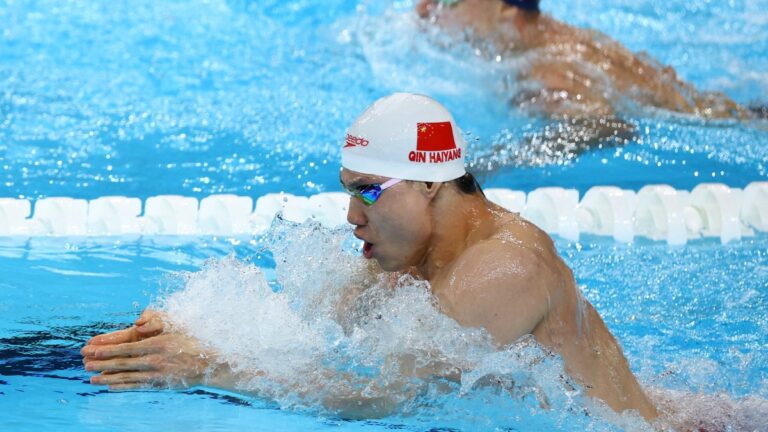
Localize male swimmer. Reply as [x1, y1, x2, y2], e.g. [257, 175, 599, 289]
[81, 93, 658, 421]
[417, 0, 750, 121]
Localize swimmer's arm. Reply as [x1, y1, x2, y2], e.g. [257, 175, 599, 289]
[82, 311, 409, 418]
[519, 59, 637, 147]
[523, 59, 615, 119]
[443, 242, 556, 346]
[85, 342, 407, 419]
[333, 264, 402, 331]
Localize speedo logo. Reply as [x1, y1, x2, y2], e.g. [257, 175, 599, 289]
[344, 134, 369, 148]
[408, 121, 461, 164]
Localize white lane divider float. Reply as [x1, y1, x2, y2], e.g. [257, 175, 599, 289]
[198, 194, 253, 236]
[634, 185, 689, 245]
[142, 195, 199, 235]
[0, 181, 766, 245]
[523, 187, 580, 242]
[0, 198, 32, 236]
[741, 182, 768, 232]
[577, 186, 636, 244]
[87, 196, 142, 235]
[31, 197, 89, 237]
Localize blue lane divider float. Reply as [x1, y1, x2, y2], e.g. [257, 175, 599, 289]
[0, 182, 766, 245]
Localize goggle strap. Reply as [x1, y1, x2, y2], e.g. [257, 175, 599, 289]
[380, 178, 403, 190]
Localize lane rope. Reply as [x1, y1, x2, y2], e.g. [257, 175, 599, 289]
[1, 182, 766, 245]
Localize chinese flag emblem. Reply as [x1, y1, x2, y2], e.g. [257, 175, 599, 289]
[416, 122, 456, 152]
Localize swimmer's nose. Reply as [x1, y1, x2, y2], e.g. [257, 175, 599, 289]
[346, 196, 368, 227]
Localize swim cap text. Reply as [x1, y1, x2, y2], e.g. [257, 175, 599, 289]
[408, 148, 462, 164]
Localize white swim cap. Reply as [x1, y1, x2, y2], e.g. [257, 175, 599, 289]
[342, 93, 466, 182]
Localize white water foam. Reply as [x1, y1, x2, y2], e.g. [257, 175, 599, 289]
[152, 219, 766, 430]
[648, 388, 768, 432]
[152, 220, 650, 429]
[152, 219, 768, 431]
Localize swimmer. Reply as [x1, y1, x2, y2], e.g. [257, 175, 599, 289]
[416, 0, 750, 121]
[81, 93, 658, 422]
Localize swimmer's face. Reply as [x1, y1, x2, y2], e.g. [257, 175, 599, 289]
[416, 0, 504, 40]
[341, 168, 433, 272]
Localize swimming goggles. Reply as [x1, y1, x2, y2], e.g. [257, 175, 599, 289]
[341, 178, 404, 206]
[438, 0, 539, 11]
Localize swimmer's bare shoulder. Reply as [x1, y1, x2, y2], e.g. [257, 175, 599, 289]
[435, 212, 659, 420]
[433, 211, 567, 346]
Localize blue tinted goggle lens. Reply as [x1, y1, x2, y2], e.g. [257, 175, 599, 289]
[356, 185, 383, 206]
[341, 179, 403, 207]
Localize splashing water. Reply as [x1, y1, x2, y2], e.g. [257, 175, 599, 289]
[648, 388, 768, 432]
[151, 220, 768, 430]
[154, 220, 658, 430]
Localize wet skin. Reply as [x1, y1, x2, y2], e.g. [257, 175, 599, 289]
[416, 0, 747, 120]
[343, 168, 658, 420]
[82, 168, 658, 421]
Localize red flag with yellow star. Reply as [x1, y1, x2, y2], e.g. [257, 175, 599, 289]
[416, 122, 455, 152]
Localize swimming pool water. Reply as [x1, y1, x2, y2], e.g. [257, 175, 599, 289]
[1, 0, 766, 200]
[1, 0, 767, 430]
[1, 232, 766, 431]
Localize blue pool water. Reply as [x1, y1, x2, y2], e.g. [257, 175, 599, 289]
[1, 0, 767, 430]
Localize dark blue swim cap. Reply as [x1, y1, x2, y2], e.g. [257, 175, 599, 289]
[502, 0, 540, 12]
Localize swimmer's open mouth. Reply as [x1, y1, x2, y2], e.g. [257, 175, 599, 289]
[363, 241, 374, 259]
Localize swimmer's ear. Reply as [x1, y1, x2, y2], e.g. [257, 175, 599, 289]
[422, 181, 443, 200]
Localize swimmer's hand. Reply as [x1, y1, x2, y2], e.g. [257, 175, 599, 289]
[83, 309, 166, 347]
[81, 310, 221, 391]
[83, 331, 216, 390]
